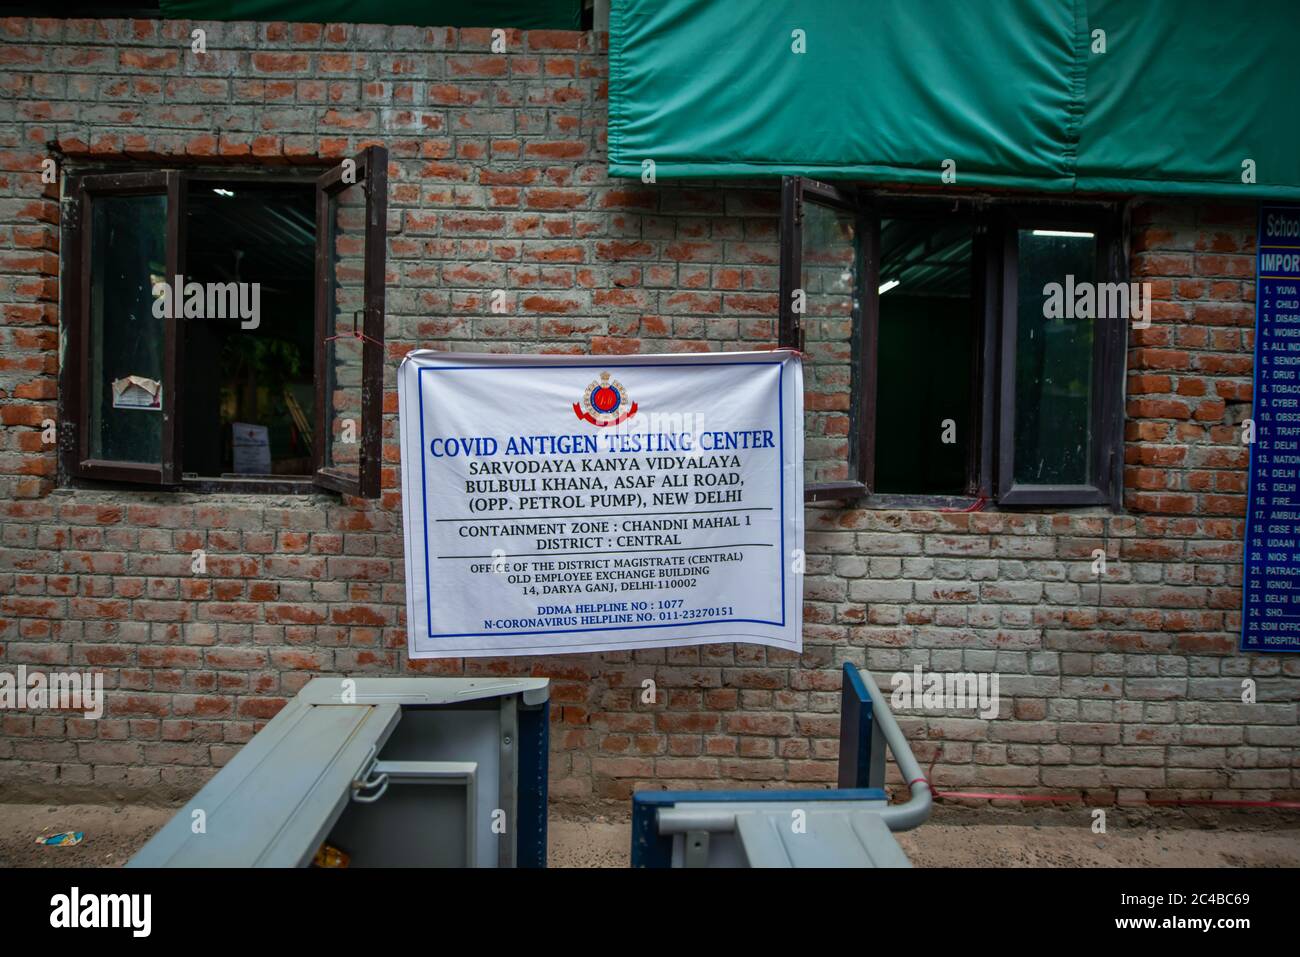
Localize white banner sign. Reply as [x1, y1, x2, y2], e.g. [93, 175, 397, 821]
[398, 350, 804, 658]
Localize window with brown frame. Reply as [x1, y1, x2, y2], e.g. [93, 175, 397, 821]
[59, 147, 387, 498]
[779, 176, 1127, 508]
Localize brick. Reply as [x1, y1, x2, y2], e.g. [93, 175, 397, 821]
[0, 30, 1284, 809]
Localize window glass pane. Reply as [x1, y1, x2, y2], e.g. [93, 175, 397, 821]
[181, 182, 316, 477]
[88, 193, 167, 463]
[800, 201, 858, 487]
[1014, 229, 1097, 485]
[323, 180, 368, 481]
[874, 218, 975, 494]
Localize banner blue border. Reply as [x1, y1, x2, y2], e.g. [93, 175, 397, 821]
[416, 360, 789, 640]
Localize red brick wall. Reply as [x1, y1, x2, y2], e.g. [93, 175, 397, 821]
[0, 17, 1296, 806]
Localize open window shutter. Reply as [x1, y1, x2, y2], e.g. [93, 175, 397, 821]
[63, 170, 183, 484]
[780, 177, 877, 502]
[313, 146, 387, 498]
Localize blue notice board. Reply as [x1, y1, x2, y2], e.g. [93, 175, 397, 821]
[1242, 203, 1300, 653]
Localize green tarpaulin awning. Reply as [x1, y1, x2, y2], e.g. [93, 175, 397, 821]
[608, 0, 1300, 198]
[160, 0, 582, 30]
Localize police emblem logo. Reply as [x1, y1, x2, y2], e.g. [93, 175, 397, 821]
[574, 371, 638, 426]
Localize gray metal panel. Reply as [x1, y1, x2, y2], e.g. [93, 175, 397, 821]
[733, 813, 794, 867]
[671, 831, 750, 868]
[327, 761, 478, 867]
[659, 800, 909, 868]
[374, 760, 478, 779]
[733, 811, 910, 867]
[736, 811, 907, 868]
[683, 830, 711, 868]
[297, 676, 550, 707]
[377, 708, 505, 868]
[850, 812, 913, 868]
[128, 702, 399, 868]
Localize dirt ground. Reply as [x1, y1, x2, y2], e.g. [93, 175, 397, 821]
[4, 802, 1300, 867]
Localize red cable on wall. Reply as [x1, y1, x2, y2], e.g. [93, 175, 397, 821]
[927, 787, 1300, 810]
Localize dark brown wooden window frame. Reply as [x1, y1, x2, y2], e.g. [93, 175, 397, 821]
[313, 147, 388, 499]
[62, 170, 184, 486]
[59, 149, 388, 498]
[779, 177, 878, 503]
[996, 209, 1126, 507]
[779, 176, 1126, 510]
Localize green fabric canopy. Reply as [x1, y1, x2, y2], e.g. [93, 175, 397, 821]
[160, 0, 582, 30]
[608, 0, 1300, 197]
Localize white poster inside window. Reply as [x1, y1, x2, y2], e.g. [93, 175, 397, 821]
[398, 350, 805, 658]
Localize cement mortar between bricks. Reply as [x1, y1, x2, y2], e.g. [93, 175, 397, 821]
[0, 17, 1296, 811]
